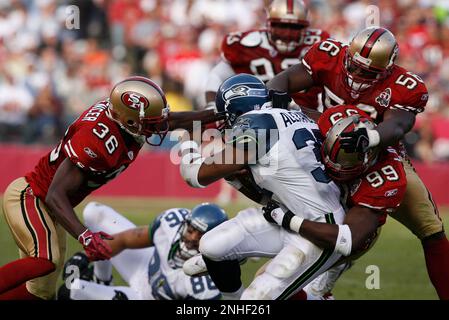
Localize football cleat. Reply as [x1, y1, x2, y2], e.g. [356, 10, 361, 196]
[183, 254, 208, 277]
[62, 252, 93, 282]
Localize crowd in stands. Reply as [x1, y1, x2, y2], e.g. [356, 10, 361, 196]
[0, 0, 448, 162]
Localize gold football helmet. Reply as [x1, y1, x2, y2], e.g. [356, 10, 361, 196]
[266, 0, 310, 53]
[344, 27, 399, 94]
[322, 114, 379, 182]
[107, 76, 170, 145]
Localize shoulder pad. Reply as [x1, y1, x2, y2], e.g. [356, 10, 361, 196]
[227, 112, 279, 157]
[240, 31, 263, 47]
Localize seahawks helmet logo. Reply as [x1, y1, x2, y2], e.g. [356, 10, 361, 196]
[223, 84, 268, 102]
[224, 85, 250, 100]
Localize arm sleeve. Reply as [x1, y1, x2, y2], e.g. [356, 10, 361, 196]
[390, 80, 429, 115]
[62, 129, 113, 174]
[351, 159, 407, 214]
[301, 41, 335, 85]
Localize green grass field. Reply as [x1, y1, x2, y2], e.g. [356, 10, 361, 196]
[1, 196, 448, 300]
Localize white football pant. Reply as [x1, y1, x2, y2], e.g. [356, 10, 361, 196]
[199, 207, 345, 300]
[69, 202, 153, 300]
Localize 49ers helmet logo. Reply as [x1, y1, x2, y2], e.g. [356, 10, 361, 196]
[121, 91, 149, 110]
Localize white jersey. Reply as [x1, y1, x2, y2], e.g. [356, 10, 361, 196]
[148, 208, 221, 300]
[230, 108, 342, 221]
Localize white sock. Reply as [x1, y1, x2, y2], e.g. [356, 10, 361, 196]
[94, 260, 113, 283]
[221, 285, 245, 300]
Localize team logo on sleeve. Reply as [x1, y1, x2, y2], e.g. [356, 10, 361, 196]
[375, 88, 392, 108]
[121, 92, 149, 110]
[84, 147, 97, 158]
[385, 189, 398, 197]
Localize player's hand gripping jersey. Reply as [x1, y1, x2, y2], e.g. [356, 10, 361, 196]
[222, 29, 330, 109]
[25, 100, 143, 206]
[302, 39, 429, 121]
[148, 209, 220, 300]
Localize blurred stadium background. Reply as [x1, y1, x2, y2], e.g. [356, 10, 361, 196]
[1, 0, 449, 299]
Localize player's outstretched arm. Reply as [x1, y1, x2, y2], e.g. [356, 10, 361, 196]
[265, 205, 380, 256]
[179, 140, 251, 188]
[340, 108, 416, 153]
[375, 109, 416, 148]
[169, 110, 227, 131]
[266, 63, 315, 94]
[104, 227, 151, 257]
[45, 158, 89, 239]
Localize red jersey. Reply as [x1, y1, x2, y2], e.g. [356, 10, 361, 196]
[221, 28, 330, 109]
[302, 39, 429, 121]
[345, 148, 407, 226]
[318, 105, 407, 225]
[25, 100, 143, 206]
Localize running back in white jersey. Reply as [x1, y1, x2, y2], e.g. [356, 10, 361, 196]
[148, 208, 221, 300]
[229, 108, 341, 221]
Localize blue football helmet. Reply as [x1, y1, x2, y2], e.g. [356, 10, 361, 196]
[216, 74, 271, 127]
[175, 203, 228, 266]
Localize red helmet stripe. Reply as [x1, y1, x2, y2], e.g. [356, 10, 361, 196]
[359, 28, 387, 58]
[287, 0, 294, 14]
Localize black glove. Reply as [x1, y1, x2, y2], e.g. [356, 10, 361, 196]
[340, 127, 370, 153]
[268, 89, 291, 109]
[262, 201, 280, 224]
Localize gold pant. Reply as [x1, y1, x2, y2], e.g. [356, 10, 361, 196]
[2, 177, 66, 299]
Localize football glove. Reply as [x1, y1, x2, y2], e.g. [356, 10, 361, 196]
[262, 201, 280, 224]
[78, 229, 113, 261]
[340, 127, 380, 153]
[268, 89, 292, 109]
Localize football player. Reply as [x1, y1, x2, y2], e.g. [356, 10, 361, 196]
[57, 202, 226, 300]
[266, 26, 449, 300]
[179, 74, 346, 300]
[263, 105, 407, 299]
[205, 0, 329, 111]
[0, 76, 225, 300]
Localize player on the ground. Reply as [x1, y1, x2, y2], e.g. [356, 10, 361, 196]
[0, 76, 225, 300]
[266, 26, 449, 300]
[205, 0, 329, 111]
[263, 105, 407, 299]
[57, 202, 226, 300]
[179, 74, 346, 300]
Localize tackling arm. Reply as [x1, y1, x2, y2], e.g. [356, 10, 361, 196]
[376, 109, 416, 148]
[267, 205, 380, 256]
[168, 110, 227, 131]
[45, 158, 89, 239]
[266, 63, 315, 94]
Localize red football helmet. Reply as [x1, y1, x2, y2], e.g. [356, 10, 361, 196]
[266, 0, 310, 53]
[107, 76, 170, 146]
[318, 105, 379, 182]
[343, 27, 399, 95]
